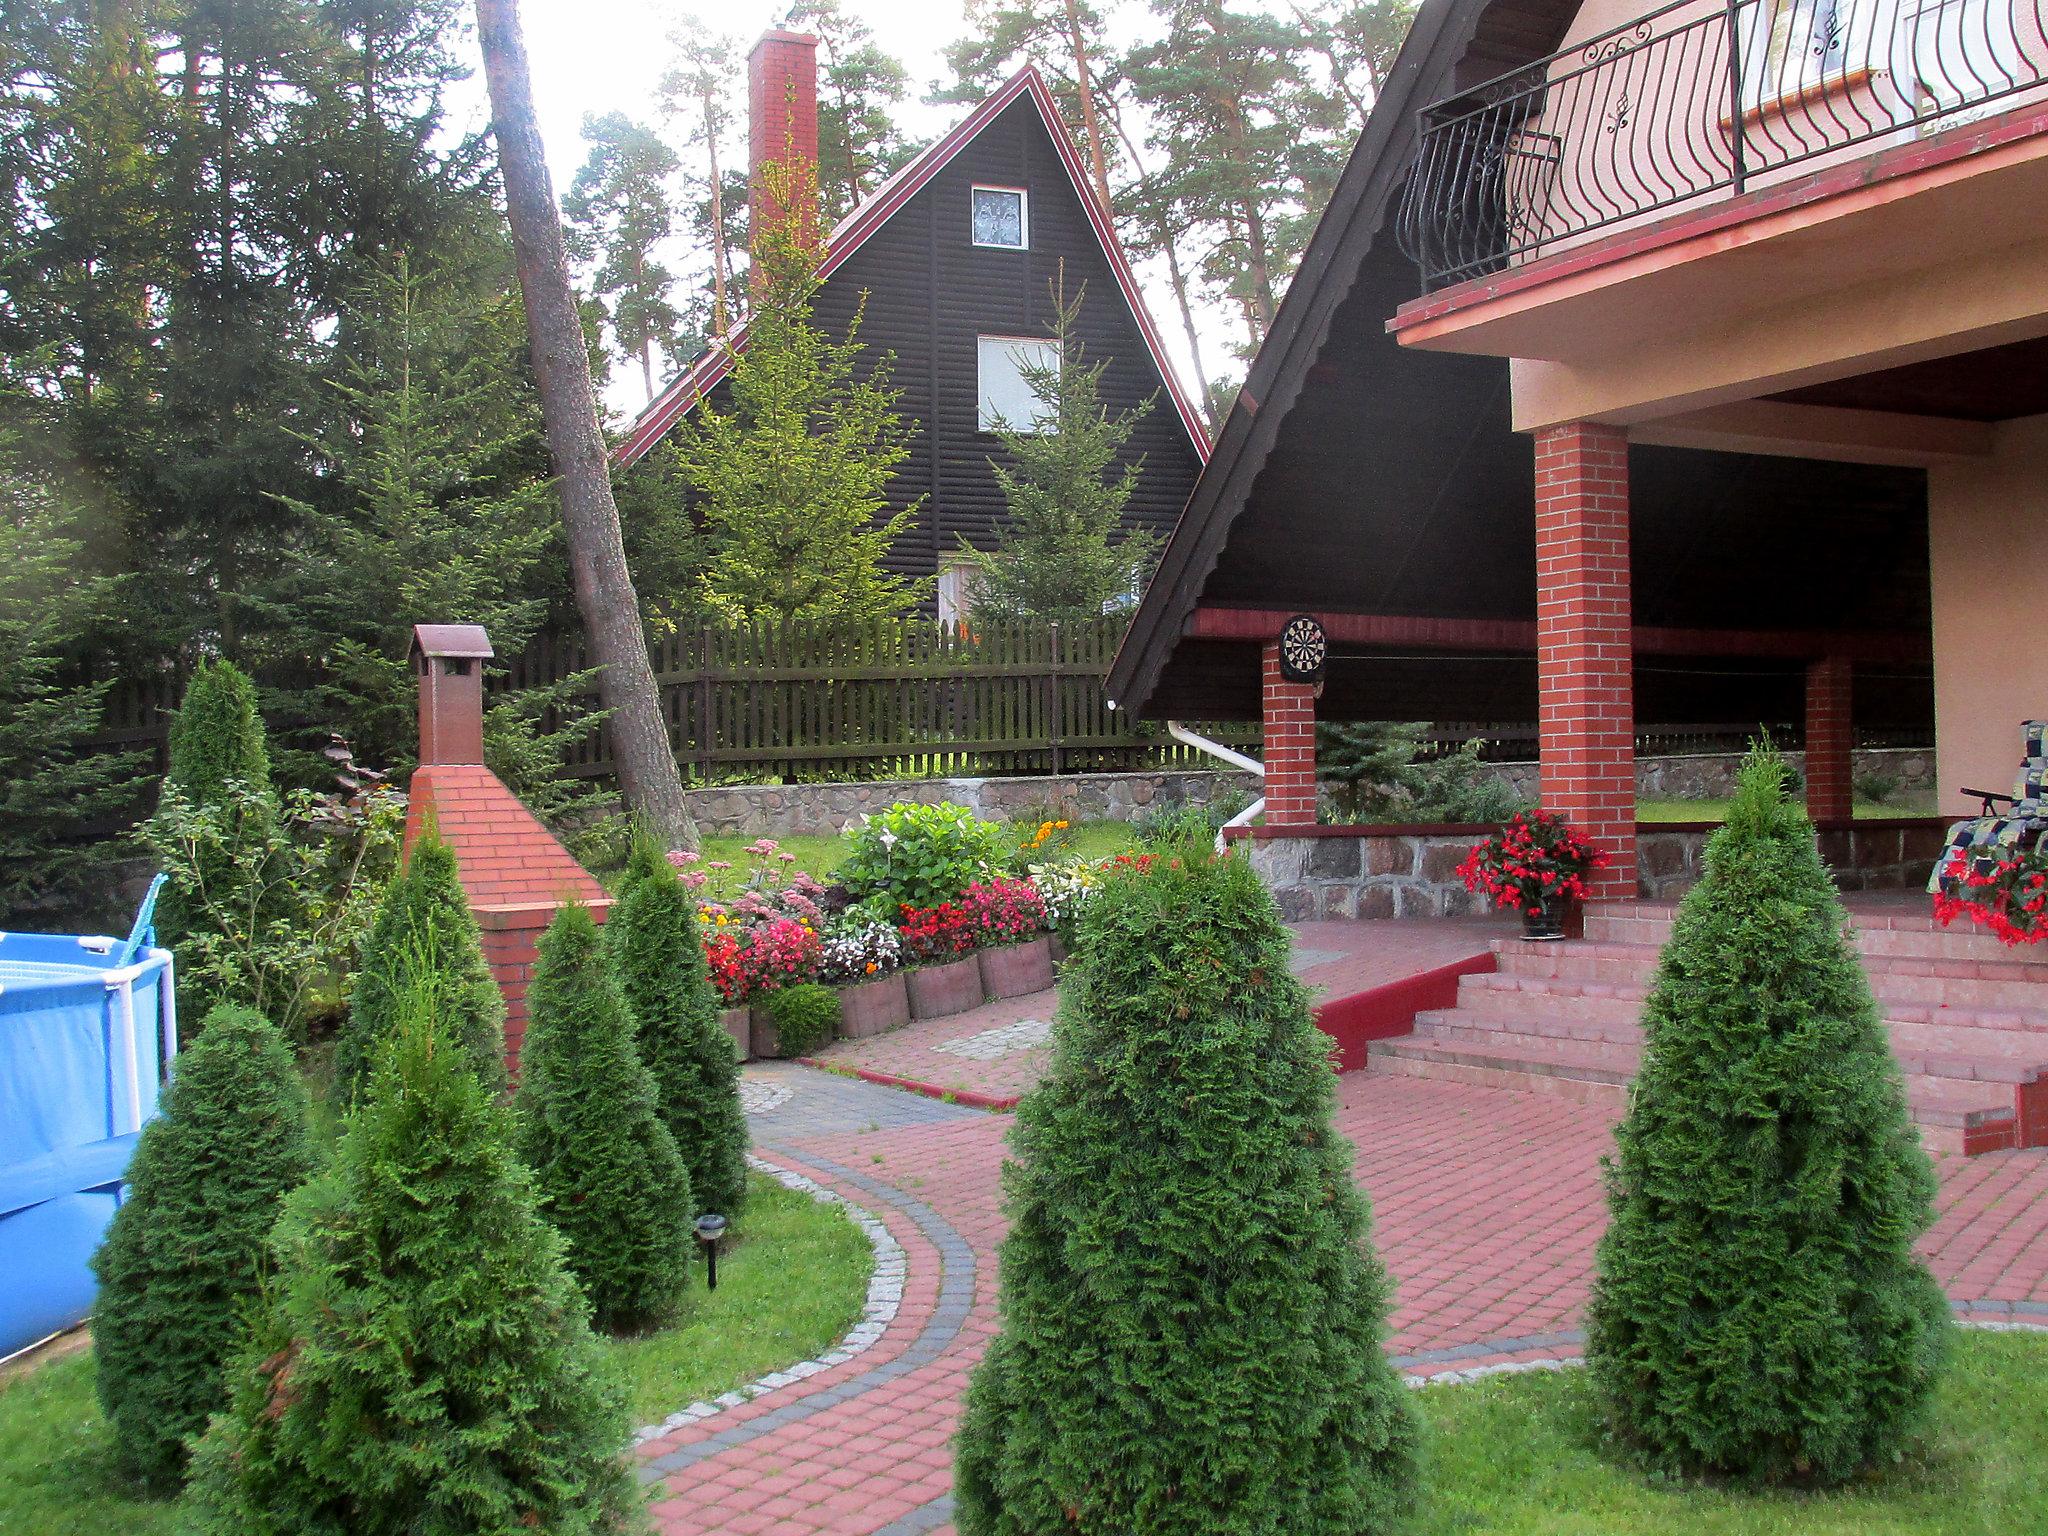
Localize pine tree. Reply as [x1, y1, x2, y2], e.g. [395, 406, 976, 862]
[181, 978, 638, 1535]
[563, 111, 685, 402]
[517, 903, 694, 1332]
[90, 1004, 315, 1495]
[607, 837, 749, 1220]
[666, 155, 928, 621]
[335, 820, 507, 1104]
[659, 28, 742, 339]
[963, 271, 1157, 627]
[786, 0, 914, 222]
[1587, 746, 1950, 1484]
[956, 851, 1416, 1534]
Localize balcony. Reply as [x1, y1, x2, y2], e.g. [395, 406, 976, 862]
[1396, 0, 2048, 292]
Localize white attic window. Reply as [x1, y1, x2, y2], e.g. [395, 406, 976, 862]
[970, 185, 1028, 249]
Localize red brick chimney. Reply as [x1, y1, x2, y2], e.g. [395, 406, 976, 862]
[405, 623, 607, 1075]
[749, 29, 820, 257]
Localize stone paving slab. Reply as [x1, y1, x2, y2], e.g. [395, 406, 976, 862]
[637, 1062, 2048, 1535]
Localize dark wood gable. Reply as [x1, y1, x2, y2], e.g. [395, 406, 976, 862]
[622, 82, 1207, 586]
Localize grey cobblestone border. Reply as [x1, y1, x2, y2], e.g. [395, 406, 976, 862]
[630, 1153, 905, 1446]
[636, 1144, 979, 1484]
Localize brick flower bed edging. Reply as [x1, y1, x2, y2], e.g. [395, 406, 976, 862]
[796, 1059, 1022, 1113]
[629, 1153, 907, 1445]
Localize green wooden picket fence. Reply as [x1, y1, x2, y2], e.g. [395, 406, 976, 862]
[497, 616, 1261, 783]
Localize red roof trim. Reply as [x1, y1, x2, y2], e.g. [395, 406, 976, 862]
[613, 66, 1210, 468]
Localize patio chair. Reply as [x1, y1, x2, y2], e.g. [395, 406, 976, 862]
[1929, 720, 2048, 893]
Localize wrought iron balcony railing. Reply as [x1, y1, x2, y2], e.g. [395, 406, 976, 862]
[1396, 0, 2047, 290]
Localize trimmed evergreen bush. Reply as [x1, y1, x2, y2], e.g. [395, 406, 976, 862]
[956, 851, 1417, 1534]
[518, 903, 694, 1331]
[766, 981, 839, 1057]
[89, 1005, 315, 1493]
[154, 659, 275, 974]
[1587, 746, 1949, 1484]
[333, 820, 506, 1103]
[606, 837, 749, 1219]
[180, 979, 637, 1535]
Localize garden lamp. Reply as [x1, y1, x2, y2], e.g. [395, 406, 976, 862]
[694, 1213, 728, 1292]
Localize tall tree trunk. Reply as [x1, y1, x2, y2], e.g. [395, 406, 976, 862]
[474, 0, 698, 850]
[1107, 111, 1214, 429]
[704, 82, 728, 337]
[1061, 0, 1112, 211]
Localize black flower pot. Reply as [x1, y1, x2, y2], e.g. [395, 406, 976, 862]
[1521, 894, 1568, 941]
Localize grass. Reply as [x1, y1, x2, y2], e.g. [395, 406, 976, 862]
[601, 1171, 875, 1424]
[0, 1173, 871, 1529]
[1636, 796, 1938, 824]
[1414, 1330, 2048, 1534]
[694, 818, 1141, 890]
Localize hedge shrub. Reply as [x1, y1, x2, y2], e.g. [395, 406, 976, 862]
[181, 980, 636, 1534]
[518, 903, 693, 1331]
[333, 820, 506, 1104]
[1587, 746, 1949, 1483]
[766, 981, 840, 1057]
[90, 1005, 315, 1493]
[837, 801, 1004, 912]
[607, 837, 749, 1219]
[956, 851, 1416, 1534]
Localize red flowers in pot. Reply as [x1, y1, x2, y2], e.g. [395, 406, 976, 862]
[1458, 810, 1607, 939]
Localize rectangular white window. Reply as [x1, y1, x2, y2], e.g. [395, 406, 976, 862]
[970, 186, 1028, 249]
[976, 336, 1059, 433]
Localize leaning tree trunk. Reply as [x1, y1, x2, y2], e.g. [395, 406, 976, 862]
[475, 0, 698, 850]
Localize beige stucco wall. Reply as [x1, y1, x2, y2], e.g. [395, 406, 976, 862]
[1930, 411, 2048, 814]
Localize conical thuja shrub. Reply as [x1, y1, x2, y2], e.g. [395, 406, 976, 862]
[181, 978, 637, 1535]
[1587, 745, 1949, 1483]
[607, 836, 749, 1220]
[155, 658, 275, 971]
[90, 1005, 315, 1493]
[956, 851, 1417, 1536]
[335, 821, 506, 1103]
[518, 903, 693, 1331]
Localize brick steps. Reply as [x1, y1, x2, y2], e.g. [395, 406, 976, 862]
[1371, 901, 2048, 1155]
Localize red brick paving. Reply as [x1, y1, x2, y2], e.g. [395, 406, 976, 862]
[637, 1070, 2048, 1534]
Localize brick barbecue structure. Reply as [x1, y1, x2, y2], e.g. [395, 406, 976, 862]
[404, 624, 607, 1071]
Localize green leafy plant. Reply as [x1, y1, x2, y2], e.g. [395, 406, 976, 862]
[517, 903, 694, 1332]
[956, 850, 1417, 1533]
[608, 838, 749, 1220]
[837, 801, 1004, 911]
[1318, 721, 1529, 823]
[1587, 745, 1950, 1484]
[90, 1005, 315, 1494]
[333, 819, 506, 1105]
[180, 979, 638, 1535]
[137, 777, 403, 1039]
[1853, 768, 1899, 806]
[765, 981, 840, 1057]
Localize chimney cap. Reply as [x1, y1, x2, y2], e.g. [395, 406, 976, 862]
[750, 28, 818, 56]
[410, 623, 494, 662]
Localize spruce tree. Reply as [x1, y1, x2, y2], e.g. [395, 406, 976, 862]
[518, 903, 694, 1332]
[334, 820, 508, 1104]
[956, 851, 1416, 1534]
[181, 977, 637, 1535]
[607, 838, 749, 1220]
[1587, 746, 1950, 1484]
[89, 1005, 315, 1494]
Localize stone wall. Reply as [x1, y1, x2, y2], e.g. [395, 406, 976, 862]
[1481, 745, 1932, 806]
[682, 767, 1258, 838]
[1248, 817, 1952, 919]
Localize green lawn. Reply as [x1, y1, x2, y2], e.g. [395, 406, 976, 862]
[602, 1171, 874, 1424]
[1415, 1330, 2048, 1534]
[0, 1172, 872, 1528]
[1636, 797, 1939, 823]
[694, 818, 1140, 890]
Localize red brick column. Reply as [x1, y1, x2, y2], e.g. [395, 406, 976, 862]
[1805, 655, 1854, 822]
[1261, 641, 1318, 828]
[1535, 422, 1636, 903]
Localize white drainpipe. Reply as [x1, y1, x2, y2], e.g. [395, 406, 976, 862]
[1166, 720, 1265, 853]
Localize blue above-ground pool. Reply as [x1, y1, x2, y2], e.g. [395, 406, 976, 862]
[0, 923, 175, 1359]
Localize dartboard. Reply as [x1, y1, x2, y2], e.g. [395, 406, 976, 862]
[1278, 614, 1327, 683]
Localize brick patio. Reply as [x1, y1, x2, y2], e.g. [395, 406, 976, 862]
[636, 1060, 2048, 1535]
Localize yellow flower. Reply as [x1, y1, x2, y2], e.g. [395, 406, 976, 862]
[716, 914, 728, 925]
[1055, 819, 1069, 829]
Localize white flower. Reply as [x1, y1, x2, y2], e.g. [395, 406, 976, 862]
[879, 828, 898, 850]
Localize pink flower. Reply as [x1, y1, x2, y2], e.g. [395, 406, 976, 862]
[666, 849, 701, 868]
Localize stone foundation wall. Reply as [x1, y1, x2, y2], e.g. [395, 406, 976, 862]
[682, 768, 1257, 838]
[1249, 817, 1952, 919]
[1481, 746, 1932, 806]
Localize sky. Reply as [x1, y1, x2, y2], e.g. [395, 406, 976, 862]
[447, 0, 1251, 420]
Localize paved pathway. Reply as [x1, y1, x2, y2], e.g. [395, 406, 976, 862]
[634, 1060, 2048, 1535]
